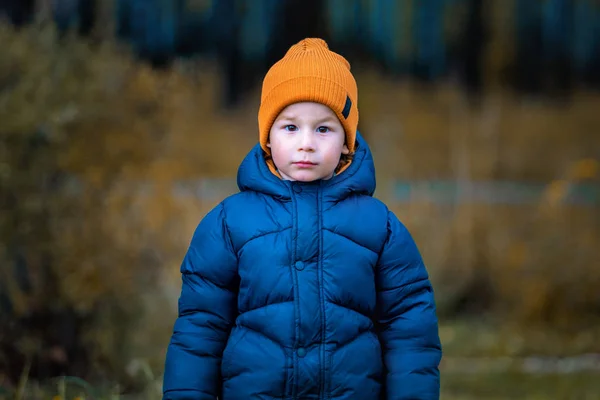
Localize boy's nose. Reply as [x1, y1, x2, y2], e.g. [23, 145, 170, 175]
[299, 132, 315, 151]
[298, 130, 316, 152]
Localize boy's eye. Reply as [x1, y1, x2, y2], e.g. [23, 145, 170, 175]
[317, 126, 330, 133]
[284, 125, 298, 132]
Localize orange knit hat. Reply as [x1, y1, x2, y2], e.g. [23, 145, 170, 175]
[258, 38, 359, 174]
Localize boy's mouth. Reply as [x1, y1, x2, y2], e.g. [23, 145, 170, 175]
[293, 161, 317, 168]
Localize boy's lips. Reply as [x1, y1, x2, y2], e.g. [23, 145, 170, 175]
[293, 161, 317, 167]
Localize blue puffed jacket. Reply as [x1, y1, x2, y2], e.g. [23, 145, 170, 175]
[163, 131, 442, 399]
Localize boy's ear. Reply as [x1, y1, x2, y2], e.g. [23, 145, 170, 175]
[266, 141, 271, 148]
[341, 143, 349, 154]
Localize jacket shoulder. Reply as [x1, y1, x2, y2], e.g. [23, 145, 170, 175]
[355, 196, 416, 255]
[221, 191, 291, 252]
[325, 195, 390, 254]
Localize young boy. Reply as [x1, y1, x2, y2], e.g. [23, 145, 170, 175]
[163, 38, 442, 400]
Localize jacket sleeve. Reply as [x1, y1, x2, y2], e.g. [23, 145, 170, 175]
[376, 211, 442, 400]
[163, 203, 239, 400]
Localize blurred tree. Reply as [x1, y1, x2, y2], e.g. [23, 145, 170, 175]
[573, 0, 600, 88]
[276, 0, 326, 56]
[365, 0, 406, 75]
[209, 0, 244, 107]
[0, 0, 35, 26]
[457, 0, 488, 103]
[540, 0, 574, 99]
[324, 0, 365, 60]
[52, 0, 97, 36]
[412, 0, 446, 82]
[116, 0, 185, 67]
[512, 0, 544, 95]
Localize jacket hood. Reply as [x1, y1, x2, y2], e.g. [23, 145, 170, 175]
[237, 130, 376, 201]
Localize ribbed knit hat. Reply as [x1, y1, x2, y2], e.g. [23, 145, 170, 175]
[258, 38, 359, 174]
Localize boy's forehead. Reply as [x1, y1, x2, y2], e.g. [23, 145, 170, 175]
[277, 102, 337, 120]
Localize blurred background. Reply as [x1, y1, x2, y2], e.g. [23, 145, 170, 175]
[1, 0, 599, 399]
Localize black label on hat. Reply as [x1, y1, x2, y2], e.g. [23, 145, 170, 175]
[342, 95, 352, 119]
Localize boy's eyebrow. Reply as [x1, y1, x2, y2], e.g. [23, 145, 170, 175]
[276, 114, 337, 123]
[314, 115, 337, 124]
[276, 114, 296, 121]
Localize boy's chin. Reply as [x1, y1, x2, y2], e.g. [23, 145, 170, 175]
[284, 169, 334, 182]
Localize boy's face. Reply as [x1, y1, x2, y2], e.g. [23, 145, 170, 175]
[267, 102, 349, 182]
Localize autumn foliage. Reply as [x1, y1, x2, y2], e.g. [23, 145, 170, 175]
[0, 19, 599, 390]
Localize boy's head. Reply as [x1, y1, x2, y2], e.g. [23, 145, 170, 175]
[258, 38, 358, 181]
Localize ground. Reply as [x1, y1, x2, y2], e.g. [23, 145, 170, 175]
[4, 319, 600, 399]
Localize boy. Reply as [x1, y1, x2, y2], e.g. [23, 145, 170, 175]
[163, 38, 442, 400]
